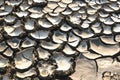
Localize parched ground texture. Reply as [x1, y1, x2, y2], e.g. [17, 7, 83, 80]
[0, 0, 120, 80]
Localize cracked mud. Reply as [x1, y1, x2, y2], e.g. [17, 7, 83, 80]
[0, 0, 120, 80]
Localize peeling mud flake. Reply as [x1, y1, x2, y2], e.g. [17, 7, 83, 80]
[14, 47, 35, 70]
[0, 55, 9, 68]
[37, 47, 51, 60]
[41, 41, 61, 50]
[89, 38, 119, 56]
[21, 37, 36, 48]
[16, 68, 36, 78]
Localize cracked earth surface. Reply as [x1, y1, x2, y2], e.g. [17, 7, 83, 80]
[0, 0, 120, 80]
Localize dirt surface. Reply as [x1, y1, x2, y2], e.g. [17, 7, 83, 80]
[0, 0, 120, 80]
